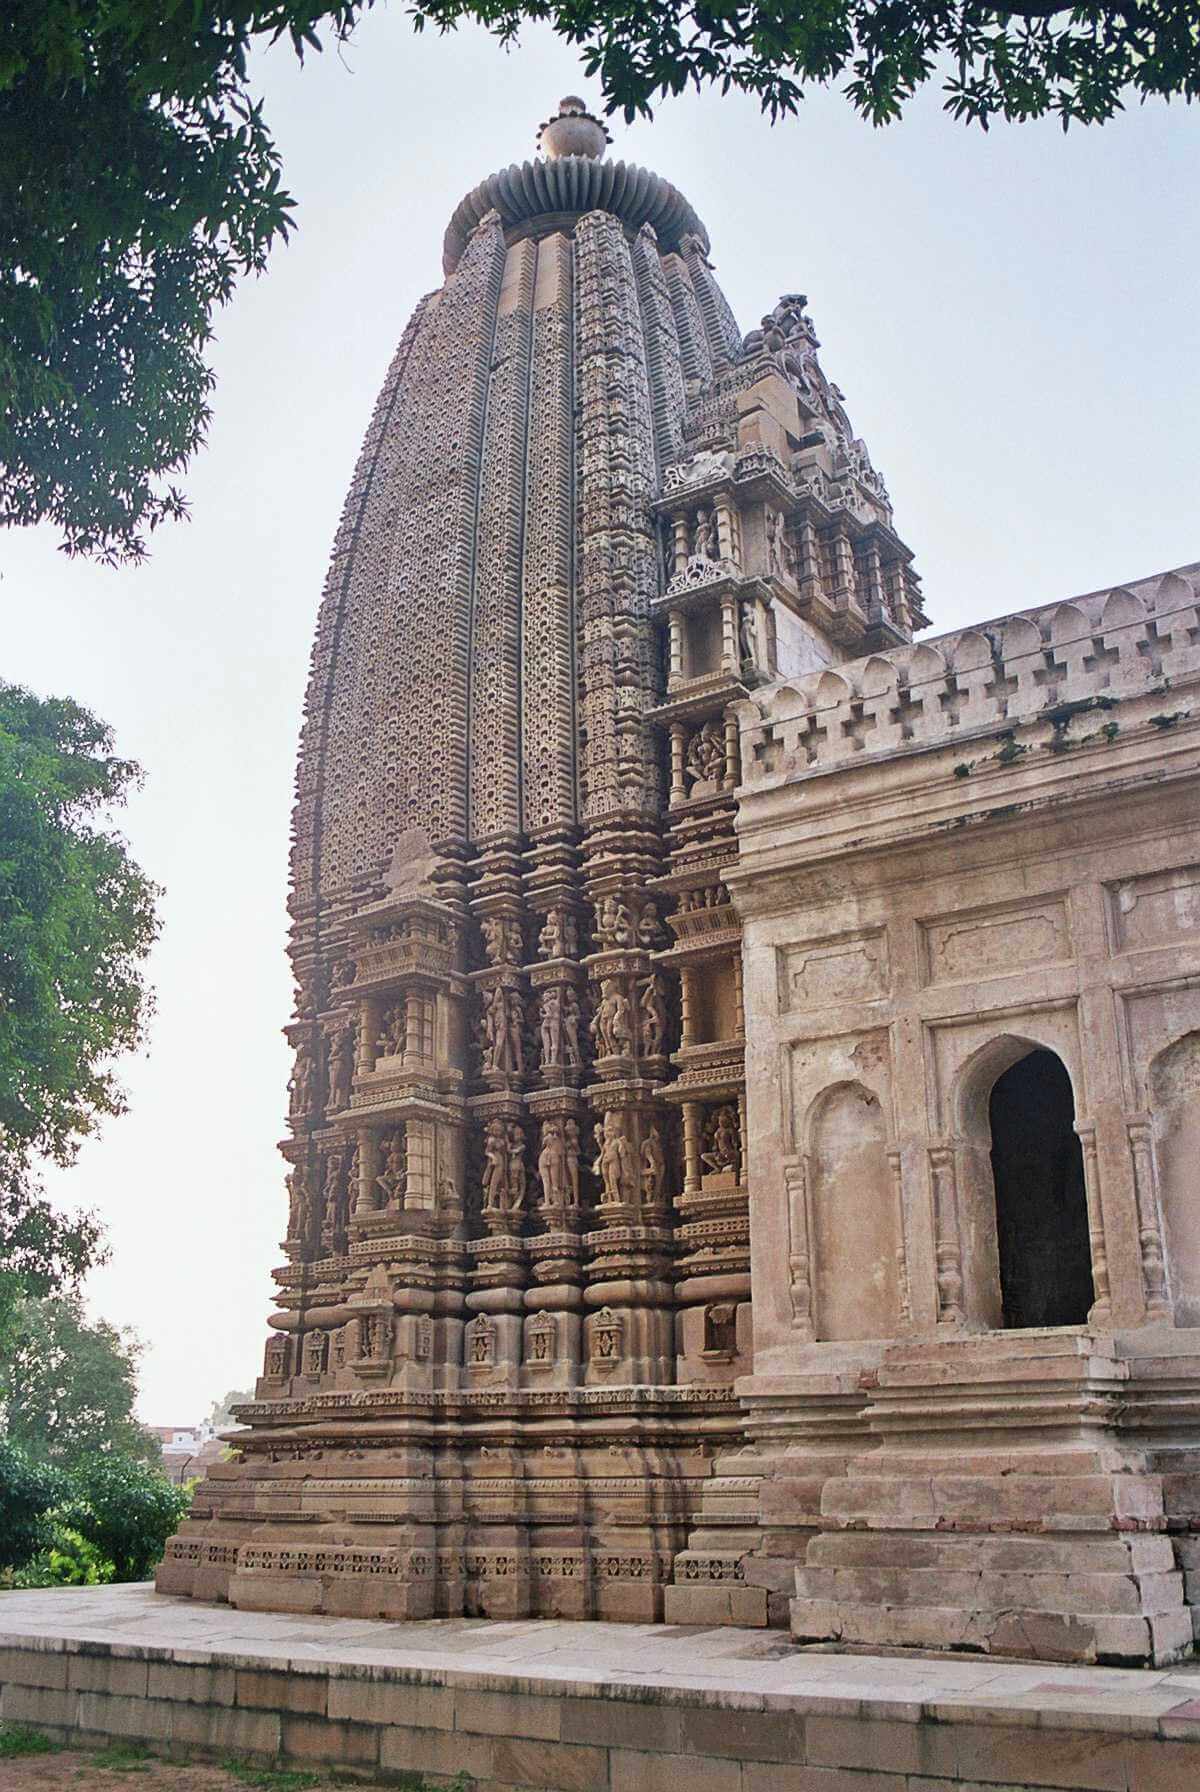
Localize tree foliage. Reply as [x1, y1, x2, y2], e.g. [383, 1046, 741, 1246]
[207, 1387, 255, 1431]
[417, 0, 1200, 128]
[0, 682, 158, 1318]
[0, 1440, 62, 1572]
[60, 1456, 192, 1583]
[1, 0, 1194, 562]
[0, 1294, 162, 1472]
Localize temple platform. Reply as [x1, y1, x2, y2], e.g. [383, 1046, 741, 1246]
[3, 1586, 1200, 1789]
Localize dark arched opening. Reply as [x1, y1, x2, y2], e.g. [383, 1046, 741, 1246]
[989, 1048, 1093, 1328]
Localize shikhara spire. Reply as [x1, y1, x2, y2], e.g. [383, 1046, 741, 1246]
[161, 100, 921, 1622]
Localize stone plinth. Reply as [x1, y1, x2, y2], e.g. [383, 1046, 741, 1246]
[791, 1333, 1195, 1667]
[6, 1584, 1200, 1790]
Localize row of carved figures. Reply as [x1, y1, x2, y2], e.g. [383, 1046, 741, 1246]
[478, 973, 670, 1076]
[292, 896, 665, 1031]
[667, 504, 794, 590]
[288, 965, 674, 1117]
[268, 1294, 744, 1385]
[480, 897, 663, 968]
[286, 1103, 743, 1244]
[482, 1111, 668, 1214]
[266, 1301, 662, 1380]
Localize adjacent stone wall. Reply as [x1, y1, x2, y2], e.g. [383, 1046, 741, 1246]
[5, 1630, 1200, 1790]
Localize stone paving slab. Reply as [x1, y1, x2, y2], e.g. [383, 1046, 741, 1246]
[3, 1584, 1200, 1788]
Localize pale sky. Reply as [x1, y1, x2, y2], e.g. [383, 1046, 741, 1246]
[4, 12, 1197, 1422]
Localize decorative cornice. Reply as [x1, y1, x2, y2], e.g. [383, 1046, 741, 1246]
[443, 156, 710, 274]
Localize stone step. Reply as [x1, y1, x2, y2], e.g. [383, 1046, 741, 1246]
[790, 1591, 1195, 1665]
[805, 1529, 1177, 1572]
[822, 1470, 1166, 1527]
[793, 1562, 1184, 1617]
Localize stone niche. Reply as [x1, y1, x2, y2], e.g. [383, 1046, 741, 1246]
[689, 959, 740, 1045]
[807, 1080, 900, 1342]
[1149, 1028, 1200, 1324]
[782, 1031, 905, 1346]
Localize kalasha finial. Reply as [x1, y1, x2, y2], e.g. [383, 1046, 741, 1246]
[537, 95, 611, 161]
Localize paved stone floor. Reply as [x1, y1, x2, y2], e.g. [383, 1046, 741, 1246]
[4, 1584, 1200, 1715]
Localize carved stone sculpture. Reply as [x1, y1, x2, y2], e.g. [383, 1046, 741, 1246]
[641, 1125, 666, 1204]
[288, 1046, 318, 1118]
[482, 915, 521, 966]
[595, 893, 636, 947]
[539, 987, 563, 1067]
[561, 987, 582, 1067]
[563, 1117, 582, 1209]
[692, 506, 718, 561]
[636, 902, 661, 948]
[482, 983, 523, 1074]
[537, 1119, 568, 1208]
[320, 1149, 348, 1250]
[594, 1111, 636, 1207]
[685, 720, 725, 789]
[376, 1130, 407, 1208]
[739, 599, 760, 669]
[481, 1116, 509, 1213]
[327, 1023, 355, 1111]
[506, 1121, 527, 1216]
[701, 1105, 740, 1177]
[593, 978, 633, 1057]
[285, 1165, 306, 1237]
[766, 508, 789, 580]
[639, 976, 668, 1056]
[378, 1004, 406, 1058]
[538, 907, 577, 959]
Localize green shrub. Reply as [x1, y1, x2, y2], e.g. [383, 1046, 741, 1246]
[60, 1456, 191, 1582]
[11, 1522, 117, 1588]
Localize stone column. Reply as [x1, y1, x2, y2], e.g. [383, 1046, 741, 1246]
[682, 1103, 702, 1198]
[1074, 1120, 1112, 1326]
[723, 711, 739, 790]
[669, 724, 687, 804]
[672, 514, 690, 575]
[928, 1143, 965, 1325]
[720, 594, 738, 674]
[668, 608, 685, 683]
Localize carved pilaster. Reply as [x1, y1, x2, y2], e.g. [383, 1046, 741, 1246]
[1073, 1121, 1112, 1326]
[886, 1147, 912, 1325]
[1127, 1115, 1172, 1323]
[928, 1143, 965, 1325]
[784, 1156, 814, 1337]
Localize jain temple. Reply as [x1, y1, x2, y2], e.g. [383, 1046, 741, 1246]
[159, 99, 1200, 1668]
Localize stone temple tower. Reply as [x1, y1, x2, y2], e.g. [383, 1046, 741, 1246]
[160, 98, 923, 1623]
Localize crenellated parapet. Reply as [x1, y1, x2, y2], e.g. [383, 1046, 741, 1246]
[740, 566, 1200, 792]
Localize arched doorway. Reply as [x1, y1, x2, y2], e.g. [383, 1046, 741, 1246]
[989, 1048, 1094, 1328]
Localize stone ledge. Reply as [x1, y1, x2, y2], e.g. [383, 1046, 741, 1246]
[2, 1584, 1200, 1789]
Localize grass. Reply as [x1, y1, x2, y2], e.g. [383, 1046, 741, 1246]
[0, 1723, 61, 1759]
[89, 1741, 157, 1773]
[220, 1768, 472, 1790]
[220, 1764, 325, 1790]
[220, 1767, 472, 1791]
[0, 1730, 475, 1790]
